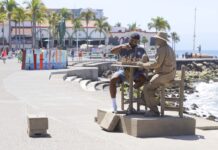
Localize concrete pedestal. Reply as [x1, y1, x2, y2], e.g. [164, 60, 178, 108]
[27, 114, 48, 137]
[100, 112, 120, 131]
[97, 109, 196, 137]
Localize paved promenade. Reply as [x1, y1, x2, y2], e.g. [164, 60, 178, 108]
[0, 58, 218, 150]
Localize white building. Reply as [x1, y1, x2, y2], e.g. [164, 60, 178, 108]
[0, 8, 156, 50]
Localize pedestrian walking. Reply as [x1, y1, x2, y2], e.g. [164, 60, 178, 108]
[1, 49, 7, 64]
[71, 49, 74, 61]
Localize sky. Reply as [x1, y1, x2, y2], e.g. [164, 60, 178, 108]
[16, 0, 218, 51]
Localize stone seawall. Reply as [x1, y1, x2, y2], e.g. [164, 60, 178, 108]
[176, 58, 218, 70]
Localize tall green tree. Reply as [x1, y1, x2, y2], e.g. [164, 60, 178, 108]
[141, 36, 148, 49]
[12, 7, 19, 49]
[171, 32, 180, 52]
[48, 10, 60, 48]
[58, 8, 71, 47]
[128, 22, 139, 31]
[2, 0, 17, 50]
[147, 16, 171, 32]
[20, 8, 28, 49]
[36, 8, 46, 48]
[94, 17, 111, 45]
[81, 9, 95, 49]
[115, 22, 121, 27]
[72, 17, 83, 52]
[12, 7, 27, 49]
[24, 0, 46, 48]
[0, 2, 6, 46]
[59, 8, 71, 20]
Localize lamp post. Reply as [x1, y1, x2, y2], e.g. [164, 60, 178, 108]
[76, 30, 79, 58]
[1, 26, 4, 46]
[41, 33, 44, 48]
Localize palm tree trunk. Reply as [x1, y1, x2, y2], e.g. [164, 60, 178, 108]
[19, 22, 21, 49]
[34, 21, 37, 48]
[8, 15, 12, 51]
[32, 14, 36, 49]
[51, 29, 54, 48]
[52, 29, 54, 48]
[99, 32, 101, 45]
[86, 25, 88, 50]
[15, 22, 18, 50]
[2, 22, 5, 46]
[0, 23, 2, 44]
[172, 41, 175, 51]
[23, 22, 25, 49]
[171, 38, 173, 49]
[76, 30, 79, 54]
[48, 26, 51, 49]
[31, 21, 33, 48]
[40, 24, 42, 48]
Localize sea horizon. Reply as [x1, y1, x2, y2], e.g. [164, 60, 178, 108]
[176, 50, 218, 58]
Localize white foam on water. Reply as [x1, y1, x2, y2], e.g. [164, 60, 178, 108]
[185, 82, 218, 117]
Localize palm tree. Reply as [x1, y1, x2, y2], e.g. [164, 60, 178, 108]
[0, 2, 6, 46]
[147, 16, 171, 32]
[59, 8, 71, 20]
[12, 7, 19, 49]
[2, 0, 17, 51]
[115, 22, 121, 27]
[20, 8, 28, 49]
[141, 36, 148, 49]
[24, 0, 46, 48]
[171, 32, 180, 52]
[94, 17, 111, 45]
[72, 17, 83, 54]
[81, 9, 95, 49]
[128, 22, 139, 31]
[0, 13, 6, 46]
[12, 7, 27, 49]
[48, 11, 60, 48]
[36, 8, 46, 48]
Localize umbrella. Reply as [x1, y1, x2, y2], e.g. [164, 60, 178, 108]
[80, 44, 93, 49]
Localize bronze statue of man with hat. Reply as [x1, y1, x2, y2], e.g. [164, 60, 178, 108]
[137, 32, 176, 117]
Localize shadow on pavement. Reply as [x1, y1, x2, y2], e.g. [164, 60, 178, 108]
[165, 134, 205, 141]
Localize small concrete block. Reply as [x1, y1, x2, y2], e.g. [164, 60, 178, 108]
[27, 114, 48, 130]
[100, 112, 120, 132]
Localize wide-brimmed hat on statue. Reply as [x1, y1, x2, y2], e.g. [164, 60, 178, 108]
[152, 32, 169, 42]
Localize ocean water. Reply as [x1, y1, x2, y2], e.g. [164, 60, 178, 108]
[176, 50, 218, 58]
[185, 82, 218, 118]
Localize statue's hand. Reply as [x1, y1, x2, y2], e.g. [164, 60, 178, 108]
[136, 62, 144, 67]
[121, 44, 132, 50]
